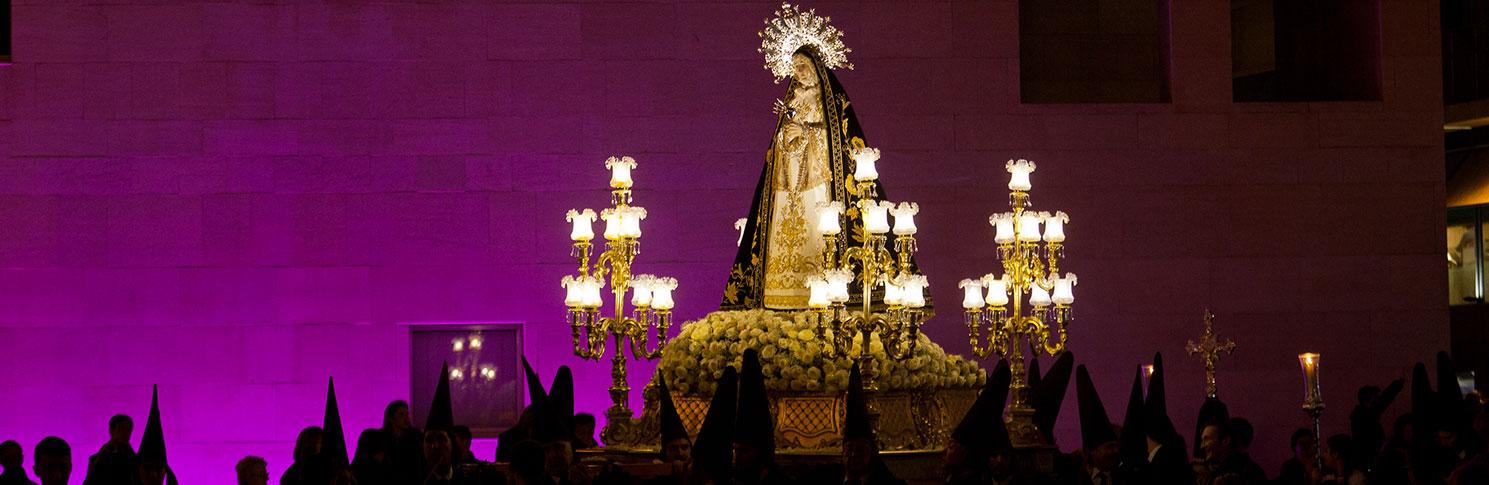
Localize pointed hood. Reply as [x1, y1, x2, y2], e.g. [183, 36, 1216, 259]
[1143, 353, 1180, 446]
[425, 361, 455, 432]
[692, 366, 738, 482]
[549, 366, 576, 439]
[1118, 367, 1147, 468]
[138, 385, 167, 465]
[843, 362, 873, 442]
[1436, 351, 1466, 431]
[952, 359, 1013, 454]
[1032, 351, 1075, 444]
[658, 377, 689, 445]
[1192, 397, 1230, 458]
[322, 377, 349, 467]
[1410, 361, 1438, 442]
[733, 349, 775, 453]
[1076, 365, 1116, 451]
[523, 356, 548, 406]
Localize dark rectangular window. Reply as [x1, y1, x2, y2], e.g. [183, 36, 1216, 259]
[1232, 0, 1382, 102]
[1020, 0, 1172, 104]
[1, 0, 11, 63]
[1443, 0, 1489, 105]
[409, 323, 525, 436]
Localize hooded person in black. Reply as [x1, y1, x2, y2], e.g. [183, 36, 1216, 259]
[633, 377, 694, 485]
[1349, 377, 1403, 470]
[1142, 353, 1193, 485]
[1031, 352, 1075, 446]
[1075, 365, 1118, 485]
[498, 357, 549, 463]
[732, 349, 793, 485]
[691, 366, 738, 485]
[945, 359, 1012, 485]
[841, 362, 905, 485]
[135, 386, 176, 485]
[549, 367, 577, 447]
[317, 377, 351, 483]
[1116, 367, 1147, 483]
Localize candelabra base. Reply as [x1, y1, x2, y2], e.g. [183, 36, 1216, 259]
[1006, 406, 1049, 449]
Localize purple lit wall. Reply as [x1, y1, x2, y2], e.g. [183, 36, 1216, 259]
[0, 1, 1443, 482]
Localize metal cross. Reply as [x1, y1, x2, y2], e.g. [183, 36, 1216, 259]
[1186, 309, 1236, 398]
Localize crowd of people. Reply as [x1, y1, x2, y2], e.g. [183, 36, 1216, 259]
[1, 351, 1486, 485]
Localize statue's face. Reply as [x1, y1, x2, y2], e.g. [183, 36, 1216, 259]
[791, 53, 818, 87]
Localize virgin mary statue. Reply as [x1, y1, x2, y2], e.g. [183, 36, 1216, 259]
[722, 4, 927, 311]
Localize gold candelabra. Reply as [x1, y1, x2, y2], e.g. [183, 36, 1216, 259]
[1298, 352, 1325, 473]
[562, 156, 678, 447]
[807, 147, 928, 406]
[960, 159, 1077, 448]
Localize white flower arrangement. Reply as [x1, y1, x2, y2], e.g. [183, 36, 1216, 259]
[659, 310, 986, 395]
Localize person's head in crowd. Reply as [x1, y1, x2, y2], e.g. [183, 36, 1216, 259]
[1290, 428, 1317, 466]
[329, 467, 357, 485]
[383, 401, 411, 434]
[108, 414, 134, 448]
[573, 413, 597, 447]
[450, 426, 473, 462]
[1088, 441, 1120, 474]
[423, 430, 452, 469]
[1200, 424, 1225, 463]
[663, 435, 692, 465]
[511, 441, 549, 485]
[32, 436, 71, 485]
[0, 440, 21, 472]
[1323, 434, 1357, 476]
[1358, 385, 1381, 406]
[1226, 418, 1255, 454]
[235, 456, 269, 485]
[1393, 413, 1414, 445]
[293, 426, 323, 464]
[352, 428, 387, 465]
[544, 440, 573, 480]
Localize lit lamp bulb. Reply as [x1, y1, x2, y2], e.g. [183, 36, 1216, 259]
[990, 213, 1015, 244]
[1298, 352, 1322, 404]
[1052, 273, 1077, 305]
[825, 269, 853, 303]
[650, 277, 677, 311]
[891, 202, 919, 236]
[605, 156, 637, 189]
[1029, 281, 1052, 308]
[621, 206, 646, 238]
[882, 276, 904, 306]
[566, 209, 597, 242]
[816, 201, 844, 236]
[561, 275, 583, 307]
[982, 274, 1010, 306]
[450, 368, 464, 381]
[468, 335, 483, 350]
[861, 200, 893, 235]
[959, 278, 985, 309]
[600, 209, 622, 241]
[581, 276, 604, 308]
[1043, 211, 1068, 243]
[853, 147, 881, 181]
[1018, 211, 1045, 242]
[899, 275, 929, 308]
[452, 338, 465, 352]
[1006, 159, 1035, 191]
[735, 218, 748, 246]
[629, 274, 655, 307]
[807, 276, 830, 309]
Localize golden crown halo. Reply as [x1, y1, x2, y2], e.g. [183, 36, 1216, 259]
[758, 3, 853, 83]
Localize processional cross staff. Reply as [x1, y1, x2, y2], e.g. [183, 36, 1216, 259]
[1186, 309, 1236, 398]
